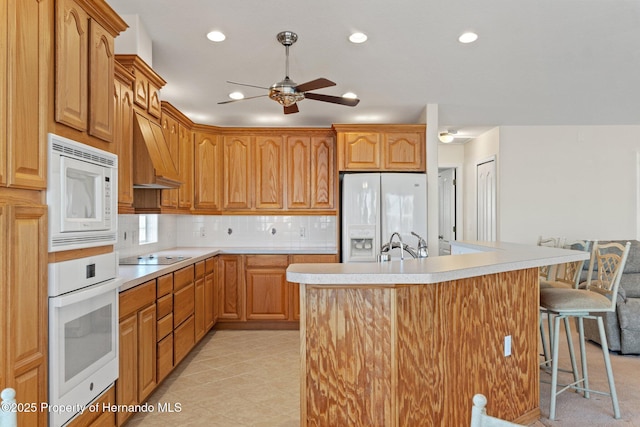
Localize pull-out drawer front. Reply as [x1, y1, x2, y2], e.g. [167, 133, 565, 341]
[173, 282, 195, 327]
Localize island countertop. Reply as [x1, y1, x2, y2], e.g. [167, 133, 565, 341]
[286, 240, 588, 284]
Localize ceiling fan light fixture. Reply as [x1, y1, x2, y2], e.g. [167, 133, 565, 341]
[342, 92, 358, 99]
[438, 130, 457, 143]
[349, 32, 368, 44]
[206, 30, 226, 42]
[228, 91, 244, 100]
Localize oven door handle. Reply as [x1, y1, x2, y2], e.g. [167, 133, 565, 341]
[50, 278, 123, 307]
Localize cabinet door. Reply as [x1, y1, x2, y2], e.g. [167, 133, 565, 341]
[55, 0, 88, 132]
[148, 81, 162, 118]
[4, 203, 48, 427]
[255, 136, 284, 209]
[174, 314, 195, 366]
[194, 132, 222, 211]
[339, 132, 381, 170]
[88, 19, 114, 142]
[246, 268, 288, 320]
[4, 0, 48, 189]
[178, 125, 193, 209]
[383, 132, 424, 171]
[223, 135, 252, 210]
[287, 136, 311, 209]
[115, 79, 134, 210]
[137, 304, 157, 402]
[204, 260, 216, 330]
[310, 135, 335, 209]
[217, 255, 245, 321]
[117, 315, 137, 426]
[194, 275, 205, 342]
[161, 114, 179, 208]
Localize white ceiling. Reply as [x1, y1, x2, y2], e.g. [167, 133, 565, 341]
[105, 0, 640, 136]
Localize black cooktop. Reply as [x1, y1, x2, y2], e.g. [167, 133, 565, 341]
[119, 254, 191, 265]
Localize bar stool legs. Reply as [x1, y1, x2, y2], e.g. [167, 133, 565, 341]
[548, 312, 620, 420]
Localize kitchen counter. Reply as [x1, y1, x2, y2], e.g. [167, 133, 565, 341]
[289, 241, 587, 426]
[286, 240, 587, 285]
[118, 246, 337, 292]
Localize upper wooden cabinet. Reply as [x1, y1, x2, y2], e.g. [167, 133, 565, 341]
[160, 102, 194, 213]
[115, 55, 166, 120]
[55, 0, 126, 143]
[114, 62, 135, 213]
[193, 130, 222, 212]
[334, 124, 426, 172]
[287, 132, 336, 210]
[0, 0, 50, 190]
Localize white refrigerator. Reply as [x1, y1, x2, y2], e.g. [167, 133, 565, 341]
[341, 173, 427, 262]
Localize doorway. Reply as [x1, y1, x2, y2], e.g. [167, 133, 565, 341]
[476, 157, 497, 241]
[438, 167, 457, 255]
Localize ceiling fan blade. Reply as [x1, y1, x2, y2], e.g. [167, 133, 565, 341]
[226, 80, 270, 90]
[284, 103, 299, 114]
[295, 78, 336, 93]
[217, 94, 268, 105]
[304, 92, 360, 107]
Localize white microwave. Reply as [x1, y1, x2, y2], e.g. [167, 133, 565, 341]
[47, 133, 118, 252]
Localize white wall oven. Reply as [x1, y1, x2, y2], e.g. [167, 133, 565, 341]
[47, 133, 117, 252]
[48, 252, 122, 427]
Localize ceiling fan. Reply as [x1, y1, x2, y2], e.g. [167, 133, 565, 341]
[218, 31, 360, 114]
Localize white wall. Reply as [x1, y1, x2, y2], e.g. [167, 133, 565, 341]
[499, 125, 640, 243]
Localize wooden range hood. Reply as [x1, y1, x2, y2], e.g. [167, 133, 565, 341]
[133, 111, 181, 189]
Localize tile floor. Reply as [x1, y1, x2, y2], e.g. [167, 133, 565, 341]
[126, 330, 300, 427]
[127, 329, 543, 427]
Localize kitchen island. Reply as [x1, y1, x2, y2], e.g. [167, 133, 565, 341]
[286, 241, 589, 426]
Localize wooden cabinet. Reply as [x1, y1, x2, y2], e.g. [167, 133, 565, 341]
[246, 255, 289, 320]
[0, 0, 49, 190]
[193, 130, 222, 212]
[117, 280, 156, 426]
[222, 135, 252, 210]
[255, 136, 285, 209]
[114, 62, 135, 213]
[66, 386, 116, 427]
[334, 124, 425, 172]
[0, 194, 47, 427]
[205, 257, 217, 329]
[156, 273, 173, 383]
[116, 55, 166, 120]
[161, 103, 194, 213]
[194, 261, 206, 342]
[288, 254, 338, 320]
[217, 255, 245, 321]
[55, 0, 125, 143]
[287, 133, 336, 210]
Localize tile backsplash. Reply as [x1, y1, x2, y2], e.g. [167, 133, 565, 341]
[116, 214, 337, 258]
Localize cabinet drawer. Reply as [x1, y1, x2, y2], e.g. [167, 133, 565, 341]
[173, 282, 194, 327]
[157, 273, 173, 297]
[174, 265, 194, 291]
[156, 294, 173, 319]
[195, 260, 205, 279]
[157, 333, 173, 383]
[119, 280, 155, 319]
[157, 313, 173, 341]
[246, 254, 289, 268]
[174, 315, 195, 365]
[205, 257, 216, 274]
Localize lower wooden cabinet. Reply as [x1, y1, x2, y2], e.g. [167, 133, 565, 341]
[246, 255, 289, 320]
[117, 280, 156, 426]
[174, 314, 195, 365]
[218, 255, 245, 321]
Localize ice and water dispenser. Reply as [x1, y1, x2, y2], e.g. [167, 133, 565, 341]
[347, 225, 376, 261]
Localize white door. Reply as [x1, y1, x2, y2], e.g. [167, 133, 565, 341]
[341, 173, 380, 262]
[438, 168, 456, 255]
[477, 158, 497, 241]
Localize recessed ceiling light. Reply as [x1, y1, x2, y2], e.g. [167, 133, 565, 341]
[342, 92, 358, 99]
[349, 32, 368, 44]
[206, 31, 226, 42]
[229, 91, 244, 100]
[458, 32, 478, 44]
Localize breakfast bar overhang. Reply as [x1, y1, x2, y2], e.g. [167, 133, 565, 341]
[286, 241, 589, 426]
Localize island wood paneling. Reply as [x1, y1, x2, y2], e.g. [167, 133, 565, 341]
[300, 268, 539, 427]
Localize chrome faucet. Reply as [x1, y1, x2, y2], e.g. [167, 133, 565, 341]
[411, 231, 428, 258]
[388, 232, 405, 261]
